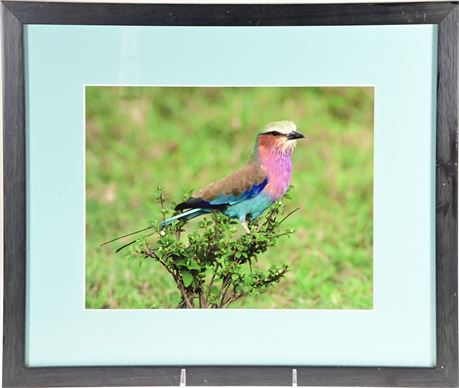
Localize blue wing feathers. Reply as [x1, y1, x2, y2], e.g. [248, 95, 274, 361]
[209, 177, 268, 206]
[175, 177, 269, 211]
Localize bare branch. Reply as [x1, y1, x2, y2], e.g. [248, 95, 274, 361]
[277, 207, 300, 226]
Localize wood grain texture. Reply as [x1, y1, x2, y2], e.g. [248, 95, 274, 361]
[2, 1, 457, 26]
[2, 3, 26, 387]
[436, 4, 459, 387]
[2, 2, 458, 387]
[186, 366, 452, 387]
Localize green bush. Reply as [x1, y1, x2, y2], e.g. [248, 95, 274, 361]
[121, 188, 297, 308]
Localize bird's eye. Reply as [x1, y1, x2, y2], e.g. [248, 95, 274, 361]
[271, 131, 280, 136]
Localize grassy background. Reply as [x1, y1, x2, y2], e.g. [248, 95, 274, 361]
[86, 87, 373, 309]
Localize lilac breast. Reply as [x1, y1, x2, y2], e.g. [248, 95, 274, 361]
[262, 153, 293, 201]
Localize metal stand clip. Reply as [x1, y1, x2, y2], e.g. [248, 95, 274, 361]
[180, 368, 186, 388]
[292, 368, 298, 388]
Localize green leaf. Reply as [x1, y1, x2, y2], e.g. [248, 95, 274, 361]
[188, 261, 201, 270]
[181, 271, 193, 287]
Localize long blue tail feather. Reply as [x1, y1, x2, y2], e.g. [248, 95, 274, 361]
[103, 209, 209, 253]
[160, 208, 208, 229]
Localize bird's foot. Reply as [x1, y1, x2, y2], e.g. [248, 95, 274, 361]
[241, 221, 251, 234]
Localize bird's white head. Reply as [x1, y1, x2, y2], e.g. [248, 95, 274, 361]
[257, 121, 305, 154]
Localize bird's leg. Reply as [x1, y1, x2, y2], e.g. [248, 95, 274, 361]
[240, 220, 251, 234]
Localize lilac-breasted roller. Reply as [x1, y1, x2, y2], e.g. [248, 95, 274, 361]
[104, 121, 304, 251]
[160, 121, 305, 233]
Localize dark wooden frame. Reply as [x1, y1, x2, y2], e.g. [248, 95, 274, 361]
[2, 1, 458, 387]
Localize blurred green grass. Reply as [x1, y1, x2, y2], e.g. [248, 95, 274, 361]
[85, 86, 373, 309]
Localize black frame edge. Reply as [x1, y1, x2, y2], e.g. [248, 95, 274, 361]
[2, 1, 457, 26]
[2, 2, 458, 387]
[2, 3, 27, 388]
[436, 4, 459, 388]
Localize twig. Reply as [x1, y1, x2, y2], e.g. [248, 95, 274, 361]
[157, 188, 167, 223]
[277, 207, 300, 226]
[205, 263, 220, 302]
[222, 292, 245, 308]
[217, 276, 230, 306]
[273, 232, 292, 239]
[219, 276, 234, 307]
[221, 283, 237, 306]
[144, 246, 193, 308]
[199, 289, 206, 309]
[176, 276, 193, 308]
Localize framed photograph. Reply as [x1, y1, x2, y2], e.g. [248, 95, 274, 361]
[2, 1, 457, 387]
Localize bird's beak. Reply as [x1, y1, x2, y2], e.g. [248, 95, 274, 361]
[287, 131, 305, 140]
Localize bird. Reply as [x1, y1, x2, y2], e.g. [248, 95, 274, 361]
[103, 121, 304, 251]
[161, 120, 304, 233]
